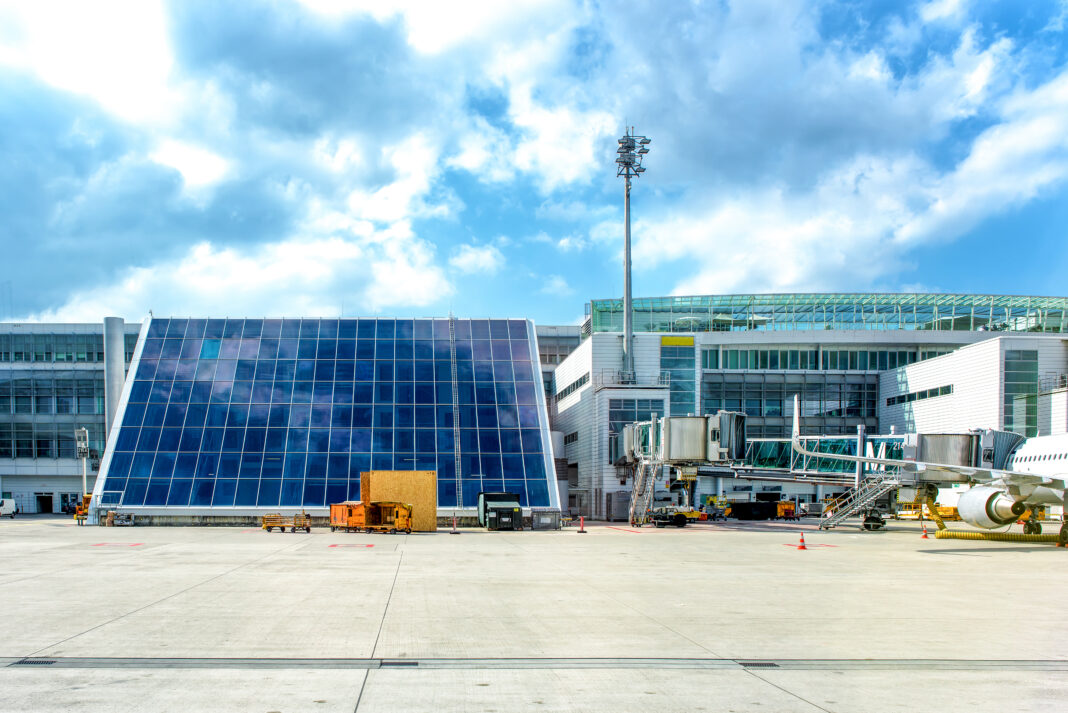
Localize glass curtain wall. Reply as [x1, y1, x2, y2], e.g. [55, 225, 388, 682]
[591, 294, 1068, 334]
[100, 318, 553, 510]
[1004, 350, 1038, 437]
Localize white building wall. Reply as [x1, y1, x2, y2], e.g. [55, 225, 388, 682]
[879, 335, 1068, 434]
[879, 338, 1001, 433]
[554, 334, 671, 517]
[1036, 389, 1068, 436]
[2, 470, 93, 514]
[553, 339, 593, 512]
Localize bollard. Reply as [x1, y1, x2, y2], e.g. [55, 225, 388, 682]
[450, 515, 460, 535]
[577, 515, 587, 534]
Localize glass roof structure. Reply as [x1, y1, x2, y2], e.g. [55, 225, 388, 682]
[589, 293, 1068, 334]
[94, 317, 557, 513]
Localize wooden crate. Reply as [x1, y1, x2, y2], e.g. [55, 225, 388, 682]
[360, 470, 437, 531]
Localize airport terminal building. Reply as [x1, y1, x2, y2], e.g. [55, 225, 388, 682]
[554, 293, 1068, 517]
[0, 321, 139, 513]
[4, 293, 1068, 519]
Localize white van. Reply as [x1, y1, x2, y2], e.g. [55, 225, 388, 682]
[0, 498, 16, 518]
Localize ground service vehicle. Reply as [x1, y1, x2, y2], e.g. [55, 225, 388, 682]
[330, 501, 413, 534]
[477, 492, 523, 530]
[0, 498, 15, 518]
[262, 511, 312, 532]
[649, 506, 690, 528]
[73, 494, 91, 524]
[776, 501, 800, 520]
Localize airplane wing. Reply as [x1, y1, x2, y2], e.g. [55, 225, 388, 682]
[788, 395, 1059, 487]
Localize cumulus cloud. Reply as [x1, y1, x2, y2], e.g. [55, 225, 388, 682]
[3, 0, 1068, 322]
[540, 275, 574, 296]
[28, 223, 452, 321]
[449, 243, 504, 274]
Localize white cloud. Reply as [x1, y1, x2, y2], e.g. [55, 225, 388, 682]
[630, 64, 1068, 296]
[1044, 1, 1068, 32]
[347, 134, 458, 223]
[920, 0, 967, 24]
[540, 274, 574, 296]
[26, 220, 452, 321]
[510, 90, 617, 192]
[895, 69, 1068, 245]
[449, 243, 504, 274]
[555, 235, 587, 252]
[150, 140, 230, 188]
[446, 117, 516, 183]
[0, 0, 177, 123]
[296, 0, 571, 55]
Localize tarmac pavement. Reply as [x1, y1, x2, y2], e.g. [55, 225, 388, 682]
[1, 515, 1064, 712]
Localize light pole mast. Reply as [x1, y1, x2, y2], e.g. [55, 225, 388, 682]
[616, 128, 650, 377]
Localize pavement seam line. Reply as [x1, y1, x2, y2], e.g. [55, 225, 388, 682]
[23, 537, 311, 658]
[369, 550, 404, 659]
[740, 669, 835, 713]
[351, 669, 369, 713]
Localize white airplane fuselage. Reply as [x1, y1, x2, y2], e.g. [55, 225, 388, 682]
[1001, 433, 1068, 505]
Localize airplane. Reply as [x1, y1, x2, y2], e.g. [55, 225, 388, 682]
[788, 395, 1068, 545]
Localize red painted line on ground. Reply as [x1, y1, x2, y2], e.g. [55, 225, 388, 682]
[328, 544, 375, 548]
[605, 526, 643, 533]
[92, 543, 144, 547]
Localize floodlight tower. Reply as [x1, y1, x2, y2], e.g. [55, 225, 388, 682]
[616, 128, 650, 376]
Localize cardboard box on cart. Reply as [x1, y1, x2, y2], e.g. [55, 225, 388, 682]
[360, 470, 438, 532]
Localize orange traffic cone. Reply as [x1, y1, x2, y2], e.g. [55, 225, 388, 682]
[797, 532, 807, 550]
[921, 524, 929, 539]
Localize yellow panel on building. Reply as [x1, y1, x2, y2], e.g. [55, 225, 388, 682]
[360, 470, 438, 531]
[660, 336, 694, 346]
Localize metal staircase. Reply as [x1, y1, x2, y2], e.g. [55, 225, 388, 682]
[819, 474, 900, 530]
[629, 456, 660, 526]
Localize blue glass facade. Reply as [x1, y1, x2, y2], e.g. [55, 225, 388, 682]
[95, 318, 556, 511]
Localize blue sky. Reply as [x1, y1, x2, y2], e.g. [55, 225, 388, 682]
[1, 0, 1067, 325]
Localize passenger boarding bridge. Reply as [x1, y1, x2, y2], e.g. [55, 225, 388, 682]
[616, 411, 1024, 526]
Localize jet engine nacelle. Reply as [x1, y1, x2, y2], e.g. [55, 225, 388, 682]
[956, 486, 1027, 530]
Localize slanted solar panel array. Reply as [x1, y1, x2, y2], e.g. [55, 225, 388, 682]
[99, 318, 553, 510]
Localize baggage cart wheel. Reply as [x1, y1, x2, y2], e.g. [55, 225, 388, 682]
[389, 528, 396, 534]
[405, 528, 411, 534]
[265, 527, 272, 532]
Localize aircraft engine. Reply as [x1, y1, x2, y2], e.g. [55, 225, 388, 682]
[956, 486, 1027, 529]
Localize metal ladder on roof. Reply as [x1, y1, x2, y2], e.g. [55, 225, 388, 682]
[818, 474, 900, 530]
[449, 314, 463, 510]
[629, 456, 660, 526]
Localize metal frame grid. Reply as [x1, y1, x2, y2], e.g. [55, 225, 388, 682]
[589, 293, 1068, 334]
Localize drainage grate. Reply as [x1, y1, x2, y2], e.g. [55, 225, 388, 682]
[739, 662, 779, 669]
[380, 661, 418, 668]
[14, 659, 56, 666]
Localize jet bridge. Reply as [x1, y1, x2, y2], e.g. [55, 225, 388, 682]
[621, 412, 746, 524]
[617, 407, 1026, 526]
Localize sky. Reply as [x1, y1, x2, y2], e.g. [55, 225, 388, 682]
[1, 0, 1068, 326]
